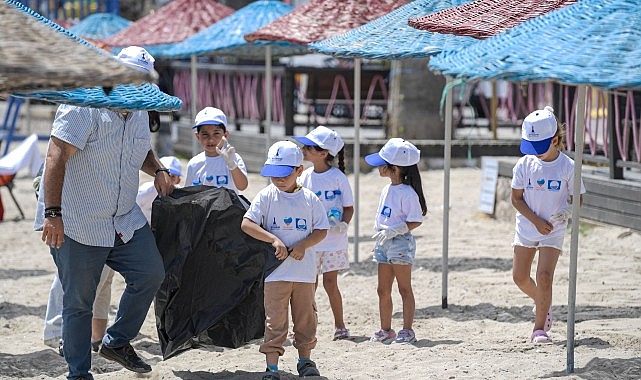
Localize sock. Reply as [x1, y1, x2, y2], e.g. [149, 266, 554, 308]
[267, 365, 278, 372]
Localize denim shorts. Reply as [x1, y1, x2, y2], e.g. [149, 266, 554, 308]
[373, 232, 416, 265]
[513, 232, 565, 252]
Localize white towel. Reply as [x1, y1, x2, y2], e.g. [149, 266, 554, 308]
[0, 133, 43, 176]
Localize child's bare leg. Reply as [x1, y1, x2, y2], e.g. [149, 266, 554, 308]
[322, 271, 345, 329]
[377, 264, 395, 330]
[512, 246, 537, 299]
[393, 264, 414, 330]
[533, 247, 560, 331]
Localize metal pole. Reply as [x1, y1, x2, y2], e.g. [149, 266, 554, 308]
[442, 76, 453, 309]
[265, 46, 273, 185]
[353, 59, 361, 262]
[190, 55, 198, 157]
[567, 84, 587, 374]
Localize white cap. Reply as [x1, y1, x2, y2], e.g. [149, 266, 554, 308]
[194, 107, 227, 130]
[520, 106, 557, 155]
[159, 156, 182, 177]
[292, 125, 344, 156]
[115, 46, 154, 73]
[365, 138, 420, 167]
[261, 141, 303, 177]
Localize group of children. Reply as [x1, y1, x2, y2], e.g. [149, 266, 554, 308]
[46, 103, 583, 379]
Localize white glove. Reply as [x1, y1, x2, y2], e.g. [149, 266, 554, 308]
[371, 223, 409, 244]
[216, 137, 237, 170]
[328, 215, 348, 233]
[550, 205, 572, 222]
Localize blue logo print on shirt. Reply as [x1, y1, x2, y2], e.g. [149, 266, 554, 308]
[547, 180, 561, 191]
[295, 218, 308, 231]
[216, 175, 228, 185]
[381, 206, 392, 218]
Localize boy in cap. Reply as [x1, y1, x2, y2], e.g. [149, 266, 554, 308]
[36, 46, 170, 378]
[241, 141, 329, 380]
[511, 106, 585, 344]
[184, 107, 248, 192]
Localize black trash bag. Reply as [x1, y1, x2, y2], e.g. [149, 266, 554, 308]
[152, 185, 280, 360]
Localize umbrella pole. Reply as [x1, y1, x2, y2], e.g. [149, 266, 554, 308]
[442, 76, 452, 309]
[190, 55, 199, 157]
[353, 58, 361, 263]
[567, 84, 586, 374]
[266, 46, 273, 162]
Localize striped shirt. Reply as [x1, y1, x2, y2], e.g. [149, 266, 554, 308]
[34, 105, 150, 247]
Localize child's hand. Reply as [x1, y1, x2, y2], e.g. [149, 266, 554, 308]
[328, 215, 348, 233]
[216, 137, 237, 170]
[288, 244, 305, 260]
[534, 217, 554, 235]
[272, 238, 288, 260]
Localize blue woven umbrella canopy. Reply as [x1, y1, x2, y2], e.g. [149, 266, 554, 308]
[13, 83, 183, 111]
[309, 0, 475, 60]
[101, 0, 234, 47]
[69, 12, 131, 40]
[429, 0, 641, 89]
[245, 0, 406, 45]
[0, 0, 152, 93]
[163, 0, 307, 60]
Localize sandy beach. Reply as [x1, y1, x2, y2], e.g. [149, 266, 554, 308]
[1, 160, 640, 379]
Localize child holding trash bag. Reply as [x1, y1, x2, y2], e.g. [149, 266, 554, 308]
[511, 106, 584, 344]
[241, 141, 329, 380]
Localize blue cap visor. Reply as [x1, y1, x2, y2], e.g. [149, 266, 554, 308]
[292, 136, 319, 147]
[365, 152, 388, 167]
[260, 164, 296, 177]
[520, 137, 553, 155]
[167, 168, 181, 176]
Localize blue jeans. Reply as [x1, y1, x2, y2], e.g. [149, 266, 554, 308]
[51, 225, 165, 379]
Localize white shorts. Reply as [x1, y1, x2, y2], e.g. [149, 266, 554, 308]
[513, 232, 564, 252]
[316, 249, 350, 274]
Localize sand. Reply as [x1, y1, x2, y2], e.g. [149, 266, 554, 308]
[1, 164, 640, 380]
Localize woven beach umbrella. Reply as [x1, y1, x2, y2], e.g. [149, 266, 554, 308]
[429, 0, 641, 372]
[69, 12, 132, 40]
[0, 0, 153, 93]
[408, 0, 576, 39]
[100, 0, 234, 47]
[244, 0, 405, 44]
[165, 0, 305, 60]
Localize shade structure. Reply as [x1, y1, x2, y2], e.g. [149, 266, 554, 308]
[244, 0, 406, 44]
[164, 0, 307, 60]
[0, 0, 153, 93]
[428, 0, 641, 373]
[69, 12, 131, 40]
[429, 0, 641, 89]
[310, 0, 474, 60]
[100, 0, 234, 47]
[408, 0, 576, 39]
[13, 83, 183, 112]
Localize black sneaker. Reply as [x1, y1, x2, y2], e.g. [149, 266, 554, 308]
[262, 368, 281, 380]
[91, 340, 101, 353]
[297, 360, 320, 377]
[99, 343, 152, 373]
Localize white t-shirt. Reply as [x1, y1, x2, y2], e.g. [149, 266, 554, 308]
[244, 184, 329, 283]
[136, 181, 157, 225]
[184, 152, 247, 193]
[299, 167, 353, 252]
[374, 184, 423, 231]
[511, 153, 585, 240]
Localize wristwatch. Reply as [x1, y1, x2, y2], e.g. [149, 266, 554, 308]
[155, 168, 170, 176]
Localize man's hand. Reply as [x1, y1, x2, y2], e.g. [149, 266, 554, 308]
[216, 137, 237, 170]
[42, 217, 64, 248]
[154, 171, 174, 197]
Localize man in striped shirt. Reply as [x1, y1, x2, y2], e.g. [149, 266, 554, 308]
[35, 47, 174, 380]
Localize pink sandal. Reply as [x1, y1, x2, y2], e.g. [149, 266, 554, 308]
[530, 329, 552, 344]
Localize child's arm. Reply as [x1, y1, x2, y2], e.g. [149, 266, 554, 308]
[288, 229, 328, 261]
[230, 165, 248, 191]
[241, 218, 289, 260]
[511, 188, 553, 235]
[407, 221, 422, 231]
[342, 206, 354, 224]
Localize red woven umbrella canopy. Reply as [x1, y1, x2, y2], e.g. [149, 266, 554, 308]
[101, 0, 234, 47]
[408, 0, 576, 39]
[245, 0, 405, 44]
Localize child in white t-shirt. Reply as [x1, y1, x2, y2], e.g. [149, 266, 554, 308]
[136, 156, 183, 224]
[184, 107, 248, 192]
[241, 141, 329, 380]
[365, 138, 427, 345]
[511, 106, 585, 344]
[293, 126, 353, 341]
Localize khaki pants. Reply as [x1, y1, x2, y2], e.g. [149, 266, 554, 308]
[259, 281, 317, 357]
